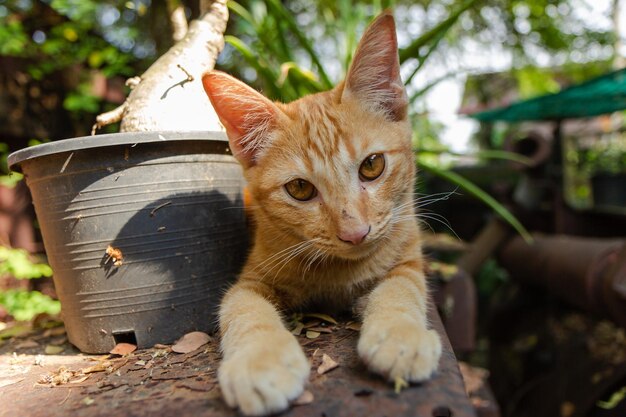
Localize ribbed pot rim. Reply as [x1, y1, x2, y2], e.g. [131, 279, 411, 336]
[8, 130, 228, 172]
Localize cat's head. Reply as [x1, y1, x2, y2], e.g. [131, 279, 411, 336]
[203, 12, 414, 260]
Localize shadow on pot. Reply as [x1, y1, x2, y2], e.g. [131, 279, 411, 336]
[9, 132, 249, 353]
[61, 190, 249, 352]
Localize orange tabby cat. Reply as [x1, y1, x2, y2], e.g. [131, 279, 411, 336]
[202, 11, 441, 416]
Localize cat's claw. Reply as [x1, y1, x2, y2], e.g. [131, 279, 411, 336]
[357, 316, 442, 383]
[218, 330, 309, 416]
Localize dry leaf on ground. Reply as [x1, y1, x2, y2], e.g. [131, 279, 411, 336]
[458, 362, 489, 395]
[305, 326, 332, 334]
[303, 320, 322, 329]
[0, 378, 24, 388]
[345, 322, 362, 331]
[317, 354, 338, 375]
[110, 343, 137, 356]
[153, 343, 171, 349]
[305, 330, 320, 339]
[15, 340, 39, 349]
[44, 345, 65, 355]
[43, 326, 66, 338]
[302, 313, 338, 325]
[49, 336, 67, 346]
[0, 324, 32, 340]
[70, 375, 90, 384]
[82, 361, 112, 374]
[291, 322, 304, 336]
[82, 396, 95, 406]
[293, 390, 314, 406]
[37, 366, 76, 386]
[171, 331, 210, 354]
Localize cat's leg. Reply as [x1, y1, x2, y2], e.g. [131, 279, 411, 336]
[357, 241, 442, 383]
[218, 280, 309, 416]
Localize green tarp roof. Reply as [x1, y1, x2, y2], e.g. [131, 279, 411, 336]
[469, 68, 626, 122]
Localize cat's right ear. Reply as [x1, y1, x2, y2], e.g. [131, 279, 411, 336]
[202, 71, 280, 168]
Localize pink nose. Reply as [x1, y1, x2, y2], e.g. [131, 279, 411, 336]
[338, 225, 371, 245]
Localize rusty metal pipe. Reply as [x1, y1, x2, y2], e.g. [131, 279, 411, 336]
[498, 234, 626, 328]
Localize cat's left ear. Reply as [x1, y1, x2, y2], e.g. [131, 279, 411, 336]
[342, 11, 408, 121]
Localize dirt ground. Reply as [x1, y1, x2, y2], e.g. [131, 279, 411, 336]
[0, 314, 476, 417]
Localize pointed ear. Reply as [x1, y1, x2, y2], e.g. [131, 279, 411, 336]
[202, 71, 280, 168]
[342, 11, 408, 121]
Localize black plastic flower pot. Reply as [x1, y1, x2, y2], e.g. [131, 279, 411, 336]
[8, 131, 248, 353]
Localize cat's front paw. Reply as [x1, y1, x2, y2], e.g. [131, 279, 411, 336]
[357, 315, 442, 383]
[218, 330, 309, 416]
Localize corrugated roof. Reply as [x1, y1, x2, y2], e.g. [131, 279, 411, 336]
[468, 68, 626, 122]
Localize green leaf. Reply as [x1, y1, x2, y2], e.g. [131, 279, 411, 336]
[63, 93, 100, 113]
[0, 173, 24, 188]
[399, 0, 478, 64]
[264, 0, 333, 89]
[227, 1, 256, 26]
[278, 62, 325, 93]
[596, 386, 626, 410]
[0, 290, 60, 322]
[0, 21, 29, 56]
[417, 157, 532, 243]
[0, 247, 53, 279]
[417, 148, 534, 166]
[225, 35, 284, 100]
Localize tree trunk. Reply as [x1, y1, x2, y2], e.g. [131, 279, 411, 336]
[111, 0, 227, 132]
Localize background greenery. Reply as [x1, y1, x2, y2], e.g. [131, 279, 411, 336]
[0, 0, 622, 320]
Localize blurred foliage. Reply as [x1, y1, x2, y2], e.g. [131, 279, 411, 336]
[0, 247, 57, 321]
[0, 247, 53, 279]
[0, 289, 60, 321]
[0, 143, 23, 187]
[222, 0, 479, 104]
[0, 0, 616, 141]
[0, 1, 622, 316]
[218, 0, 618, 237]
[564, 129, 626, 209]
[476, 258, 510, 296]
[578, 133, 626, 176]
[459, 0, 615, 64]
[0, 0, 171, 138]
[0, 0, 152, 77]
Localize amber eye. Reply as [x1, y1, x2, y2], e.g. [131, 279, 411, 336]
[285, 179, 317, 201]
[359, 153, 385, 181]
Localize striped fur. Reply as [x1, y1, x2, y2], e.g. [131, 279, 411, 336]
[202, 11, 441, 416]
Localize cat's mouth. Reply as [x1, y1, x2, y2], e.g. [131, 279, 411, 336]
[330, 226, 390, 260]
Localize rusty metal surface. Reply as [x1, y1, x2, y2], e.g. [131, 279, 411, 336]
[488, 292, 626, 417]
[431, 269, 477, 353]
[0, 310, 475, 417]
[498, 233, 626, 328]
[458, 362, 501, 417]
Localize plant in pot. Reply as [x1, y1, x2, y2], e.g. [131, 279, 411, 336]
[8, 0, 248, 353]
[580, 134, 626, 211]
